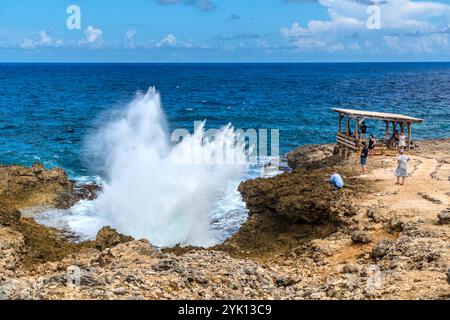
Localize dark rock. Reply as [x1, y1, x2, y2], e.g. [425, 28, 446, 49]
[372, 240, 393, 258]
[387, 217, 405, 233]
[184, 271, 209, 285]
[437, 208, 450, 225]
[153, 258, 179, 272]
[417, 192, 442, 204]
[367, 208, 384, 223]
[342, 263, 360, 274]
[351, 230, 373, 244]
[275, 276, 297, 287]
[65, 183, 102, 208]
[93, 227, 134, 251]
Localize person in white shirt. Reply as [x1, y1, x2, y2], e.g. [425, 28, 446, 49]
[399, 132, 406, 150]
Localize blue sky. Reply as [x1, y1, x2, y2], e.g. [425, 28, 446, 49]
[1, 0, 450, 62]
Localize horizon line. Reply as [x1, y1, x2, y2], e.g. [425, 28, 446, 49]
[1, 61, 450, 64]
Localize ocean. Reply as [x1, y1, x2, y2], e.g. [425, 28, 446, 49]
[1, 62, 449, 246]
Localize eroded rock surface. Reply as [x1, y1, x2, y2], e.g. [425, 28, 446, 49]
[1, 140, 449, 300]
[0, 163, 73, 210]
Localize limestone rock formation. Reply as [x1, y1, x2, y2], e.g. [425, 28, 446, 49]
[0, 162, 73, 210]
[92, 226, 134, 251]
[286, 144, 337, 171]
[0, 204, 21, 226]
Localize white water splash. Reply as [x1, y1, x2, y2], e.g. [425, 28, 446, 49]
[87, 88, 248, 247]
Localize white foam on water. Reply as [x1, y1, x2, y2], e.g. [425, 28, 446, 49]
[87, 88, 249, 247]
[35, 200, 107, 242]
[36, 88, 282, 247]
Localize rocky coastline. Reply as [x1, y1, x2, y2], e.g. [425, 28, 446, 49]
[0, 139, 449, 300]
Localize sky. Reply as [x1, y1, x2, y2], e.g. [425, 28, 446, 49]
[1, 0, 450, 62]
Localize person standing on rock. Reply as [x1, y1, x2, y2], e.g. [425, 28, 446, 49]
[360, 142, 369, 176]
[399, 132, 406, 150]
[395, 149, 409, 185]
[368, 134, 377, 156]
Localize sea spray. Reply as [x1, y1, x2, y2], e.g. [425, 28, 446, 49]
[88, 88, 248, 247]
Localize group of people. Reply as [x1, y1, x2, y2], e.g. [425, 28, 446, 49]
[329, 147, 410, 190]
[329, 123, 410, 189]
[359, 139, 410, 183]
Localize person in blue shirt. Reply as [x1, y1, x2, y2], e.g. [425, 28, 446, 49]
[329, 173, 344, 190]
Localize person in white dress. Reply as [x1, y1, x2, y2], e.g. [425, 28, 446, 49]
[394, 149, 409, 185]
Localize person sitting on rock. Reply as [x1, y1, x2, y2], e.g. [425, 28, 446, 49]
[329, 172, 344, 190]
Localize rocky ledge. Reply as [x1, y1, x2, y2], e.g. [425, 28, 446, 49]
[1, 140, 449, 300]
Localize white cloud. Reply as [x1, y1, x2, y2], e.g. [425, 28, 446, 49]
[124, 30, 137, 49]
[281, 0, 450, 55]
[156, 34, 193, 48]
[157, 34, 177, 47]
[20, 30, 63, 49]
[80, 26, 103, 46]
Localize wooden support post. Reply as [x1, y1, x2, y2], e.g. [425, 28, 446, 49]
[346, 116, 350, 135]
[385, 120, 390, 148]
[407, 122, 412, 151]
[400, 122, 405, 134]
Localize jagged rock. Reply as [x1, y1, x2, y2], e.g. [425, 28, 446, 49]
[386, 217, 405, 233]
[0, 227, 25, 274]
[367, 208, 384, 223]
[0, 204, 21, 226]
[0, 163, 74, 210]
[437, 208, 450, 225]
[93, 227, 134, 251]
[153, 258, 179, 272]
[65, 183, 102, 208]
[417, 192, 442, 204]
[351, 231, 373, 244]
[275, 276, 297, 287]
[342, 263, 360, 274]
[446, 268, 450, 285]
[238, 168, 365, 224]
[286, 144, 336, 170]
[372, 240, 393, 258]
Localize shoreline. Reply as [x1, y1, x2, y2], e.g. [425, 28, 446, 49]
[0, 138, 449, 299]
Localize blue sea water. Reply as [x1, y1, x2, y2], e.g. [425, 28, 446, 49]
[1, 63, 450, 178]
[1, 63, 449, 244]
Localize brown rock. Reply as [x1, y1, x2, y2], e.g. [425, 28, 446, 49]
[0, 203, 21, 226]
[0, 163, 74, 210]
[93, 227, 134, 251]
[351, 230, 373, 244]
[286, 144, 336, 171]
